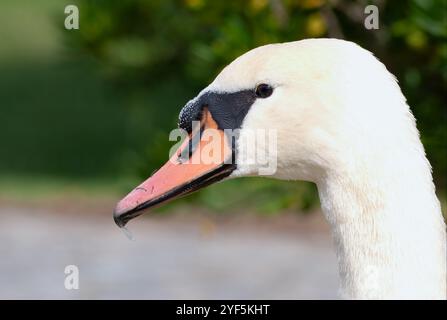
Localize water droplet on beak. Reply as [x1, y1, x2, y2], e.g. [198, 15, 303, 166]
[120, 226, 135, 241]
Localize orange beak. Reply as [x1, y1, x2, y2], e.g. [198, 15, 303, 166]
[114, 109, 235, 227]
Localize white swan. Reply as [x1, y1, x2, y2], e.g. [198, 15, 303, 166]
[114, 38, 446, 299]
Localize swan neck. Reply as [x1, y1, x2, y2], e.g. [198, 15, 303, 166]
[317, 161, 446, 299]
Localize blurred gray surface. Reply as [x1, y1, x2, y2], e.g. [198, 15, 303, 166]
[0, 206, 338, 299]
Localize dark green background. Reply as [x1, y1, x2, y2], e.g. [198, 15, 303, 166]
[0, 0, 445, 214]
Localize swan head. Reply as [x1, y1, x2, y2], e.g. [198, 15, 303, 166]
[114, 38, 412, 227]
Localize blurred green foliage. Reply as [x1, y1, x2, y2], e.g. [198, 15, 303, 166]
[0, 0, 445, 213]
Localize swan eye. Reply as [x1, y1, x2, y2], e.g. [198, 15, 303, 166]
[255, 83, 273, 98]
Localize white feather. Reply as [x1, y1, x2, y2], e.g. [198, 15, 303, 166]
[201, 38, 446, 299]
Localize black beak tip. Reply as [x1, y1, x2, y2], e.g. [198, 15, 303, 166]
[113, 208, 128, 228]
